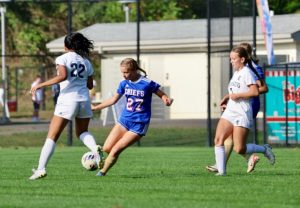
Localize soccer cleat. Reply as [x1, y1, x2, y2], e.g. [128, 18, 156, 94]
[247, 154, 260, 173]
[264, 144, 275, 165]
[96, 145, 105, 169]
[205, 164, 218, 173]
[96, 171, 105, 177]
[29, 168, 47, 180]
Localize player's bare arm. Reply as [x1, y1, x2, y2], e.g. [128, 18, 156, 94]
[92, 93, 121, 111]
[230, 84, 259, 101]
[155, 89, 173, 106]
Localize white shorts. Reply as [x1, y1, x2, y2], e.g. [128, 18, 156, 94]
[221, 109, 253, 129]
[54, 100, 93, 120]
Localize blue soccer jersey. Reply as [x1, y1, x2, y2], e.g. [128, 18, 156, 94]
[250, 62, 265, 118]
[117, 76, 160, 123]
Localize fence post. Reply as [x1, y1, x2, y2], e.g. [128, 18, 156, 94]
[263, 63, 267, 144]
[285, 64, 288, 146]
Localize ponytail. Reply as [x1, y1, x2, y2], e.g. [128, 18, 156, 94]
[64, 32, 94, 58]
[247, 60, 261, 80]
[138, 67, 147, 77]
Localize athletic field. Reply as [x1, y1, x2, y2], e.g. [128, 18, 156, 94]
[1, 145, 299, 208]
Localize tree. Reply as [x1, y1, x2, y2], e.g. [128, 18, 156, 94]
[3, 0, 300, 59]
[268, 0, 300, 14]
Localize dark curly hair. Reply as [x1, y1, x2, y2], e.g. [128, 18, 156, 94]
[64, 32, 94, 58]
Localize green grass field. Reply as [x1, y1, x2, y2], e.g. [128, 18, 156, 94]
[0, 126, 300, 207]
[1, 146, 300, 208]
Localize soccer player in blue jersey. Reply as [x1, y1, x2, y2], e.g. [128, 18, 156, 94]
[92, 58, 173, 176]
[206, 43, 270, 174]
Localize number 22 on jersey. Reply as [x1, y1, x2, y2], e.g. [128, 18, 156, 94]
[70, 63, 86, 78]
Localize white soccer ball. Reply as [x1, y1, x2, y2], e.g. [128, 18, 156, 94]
[81, 151, 99, 171]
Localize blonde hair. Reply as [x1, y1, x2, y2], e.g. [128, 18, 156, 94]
[239, 42, 259, 64]
[120, 58, 147, 76]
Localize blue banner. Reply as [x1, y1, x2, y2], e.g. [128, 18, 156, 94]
[256, 0, 276, 64]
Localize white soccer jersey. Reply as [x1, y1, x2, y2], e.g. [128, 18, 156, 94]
[55, 52, 94, 102]
[222, 66, 257, 128]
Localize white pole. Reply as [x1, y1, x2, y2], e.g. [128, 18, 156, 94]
[123, 5, 129, 23]
[0, 6, 8, 122]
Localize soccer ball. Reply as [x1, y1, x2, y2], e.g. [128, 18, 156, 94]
[81, 151, 99, 171]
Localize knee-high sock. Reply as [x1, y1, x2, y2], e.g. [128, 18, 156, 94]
[80, 132, 98, 152]
[215, 146, 226, 174]
[246, 144, 266, 154]
[37, 138, 56, 170]
[100, 154, 117, 175]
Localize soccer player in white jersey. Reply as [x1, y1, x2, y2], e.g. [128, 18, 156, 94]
[214, 46, 275, 176]
[29, 32, 103, 180]
[92, 58, 173, 177]
[206, 43, 269, 173]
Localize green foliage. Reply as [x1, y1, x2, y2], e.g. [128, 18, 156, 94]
[72, 2, 123, 27]
[283, 0, 300, 13]
[2, 0, 299, 59]
[269, 0, 300, 14]
[139, 0, 183, 21]
[6, 2, 62, 55]
[0, 147, 300, 208]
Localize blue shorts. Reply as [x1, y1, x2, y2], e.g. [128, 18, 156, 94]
[118, 116, 149, 136]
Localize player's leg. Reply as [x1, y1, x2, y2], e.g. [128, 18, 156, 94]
[246, 98, 261, 172]
[231, 126, 255, 173]
[76, 101, 105, 168]
[75, 117, 98, 153]
[102, 123, 127, 153]
[214, 118, 233, 175]
[29, 116, 68, 180]
[224, 136, 233, 164]
[98, 130, 141, 176]
[205, 135, 233, 172]
[245, 143, 275, 165]
[75, 117, 104, 168]
[95, 123, 127, 176]
[232, 126, 248, 154]
[32, 101, 40, 121]
[233, 127, 275, 171]
[234, 141, 273, 173]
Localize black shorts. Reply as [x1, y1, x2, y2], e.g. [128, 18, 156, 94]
[33, 101, 40, 110]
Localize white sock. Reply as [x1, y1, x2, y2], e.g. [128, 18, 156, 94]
[80, 132, 98, 152]
[246, 144, 266, 154]
[215, 146, 226, 174]
[37, 138, 56, 170]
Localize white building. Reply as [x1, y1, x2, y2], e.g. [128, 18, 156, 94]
[46, 14, 300, 120]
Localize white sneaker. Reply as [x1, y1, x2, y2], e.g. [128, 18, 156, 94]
[247, 154, 260, 173]
[29, 168, 47, 180]
[96, 145, 104, 169]
[205, 164, 218, 173]
[264, 144, 275, 165]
